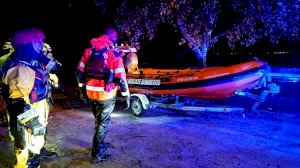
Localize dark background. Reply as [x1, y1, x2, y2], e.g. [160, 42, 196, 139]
[0, 0, 112, 84]
[0, 0, 299, 85]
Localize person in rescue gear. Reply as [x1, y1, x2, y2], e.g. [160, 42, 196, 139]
[75, 27, 130, 163]
[0, 41, 15, 67]
[1, 28, 60, 168]
[1, 41, 60, 93]
[0, 41, 16, 141]
[124, 52, 140, 74]
[0, 40, 61, 142]
[41, 43, 60, 110]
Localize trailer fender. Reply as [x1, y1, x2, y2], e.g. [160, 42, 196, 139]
[130, 93, 150, 110]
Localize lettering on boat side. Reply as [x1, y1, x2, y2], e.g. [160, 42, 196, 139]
[127, 78, 161, 86]
[177, 76, 199, 82]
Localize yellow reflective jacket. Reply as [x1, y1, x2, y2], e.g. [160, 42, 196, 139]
[2, 65, 35, 104]
[1, 42, 59, 87]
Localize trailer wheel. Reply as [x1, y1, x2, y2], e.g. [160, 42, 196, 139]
[130, 98, 144, 117]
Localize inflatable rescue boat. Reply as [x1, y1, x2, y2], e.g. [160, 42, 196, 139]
[125, 53, 269, 100]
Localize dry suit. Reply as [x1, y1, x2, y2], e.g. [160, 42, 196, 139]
[0, 41, 60, 142]
[1, 44, 50, 168]
[1, 28, 60, 168]
[75, 34, 130, 162]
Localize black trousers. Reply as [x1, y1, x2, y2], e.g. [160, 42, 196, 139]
[90, 98, 116, 157]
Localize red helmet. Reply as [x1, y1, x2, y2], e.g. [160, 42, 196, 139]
[104, 27, 118, 43]
[11, 28, 45, 48]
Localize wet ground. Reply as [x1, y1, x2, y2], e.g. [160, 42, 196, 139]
[0, 81, 299, 168]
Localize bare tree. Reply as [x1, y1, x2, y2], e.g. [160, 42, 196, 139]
[115, 0, 299, 67]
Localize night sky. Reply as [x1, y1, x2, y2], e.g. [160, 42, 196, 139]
[0, 0, 117, 84]
[0, 0, 299, 85]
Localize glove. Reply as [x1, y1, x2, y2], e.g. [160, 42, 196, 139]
[75, 70, 89, 105]
[80, 93, 89, 104]
[49, 59, 62, 74]
[49, 73, 59, 84]
[16, 122, 27, 149]
[79, 86, 89, 104]
[15, 108, 45, 149]
[26, 116, 46, 136]
[123, 96, 130, 110]
[115, 78, 127, 93]
[44, 58, 62, 74]
[16, 108, 45, 136]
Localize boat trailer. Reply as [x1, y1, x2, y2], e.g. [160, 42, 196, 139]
[127, 82, 281, 117]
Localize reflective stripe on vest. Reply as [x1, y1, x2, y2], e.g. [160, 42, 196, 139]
[114, 67, 125, 74]
[86, 86, 117, 100]
[121, 90, 130, 97]
[79, 61, 85, 68]
[86, 86, 105, 91]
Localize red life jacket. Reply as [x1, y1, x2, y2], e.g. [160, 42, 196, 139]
[76, 35, 129, 101]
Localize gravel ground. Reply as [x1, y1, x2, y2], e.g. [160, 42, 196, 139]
[0, 81, 299, 168]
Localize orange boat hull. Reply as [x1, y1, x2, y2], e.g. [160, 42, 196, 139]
[126, 59, 269, 100]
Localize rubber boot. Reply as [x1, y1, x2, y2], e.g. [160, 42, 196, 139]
[26, 155, 40, 168]
[103, 142, 113, 148]
[91, 142, 111, 163]
[38, 147, 58, 159]
[91, 150, 111, 163]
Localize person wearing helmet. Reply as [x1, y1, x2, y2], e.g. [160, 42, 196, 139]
[1, 28, 59, 168]
[0, 41, 15, 141]
[40, 42, 60, 109]
[124, 52, 140, 74]
[0, 41, 15, 67]
[0, 39, 61, 138]
[75, 27, 130, 163]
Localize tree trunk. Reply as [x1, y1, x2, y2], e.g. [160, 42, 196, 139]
[193, 44, 208, 67]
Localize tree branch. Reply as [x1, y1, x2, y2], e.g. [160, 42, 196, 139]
[176, 17, 195, 47]
[212, 30, 231, 42]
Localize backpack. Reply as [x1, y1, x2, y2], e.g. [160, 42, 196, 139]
[85, 47, 114, 82]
